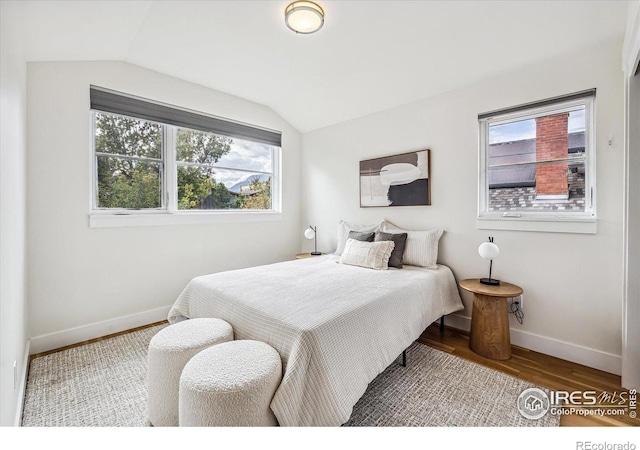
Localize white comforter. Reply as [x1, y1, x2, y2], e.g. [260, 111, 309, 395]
[167, 255, 464, 426]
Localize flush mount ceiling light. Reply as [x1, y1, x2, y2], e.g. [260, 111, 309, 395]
[285, 1, 324, 34]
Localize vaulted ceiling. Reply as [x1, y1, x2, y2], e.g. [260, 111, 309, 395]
[9, 1, 629, 132]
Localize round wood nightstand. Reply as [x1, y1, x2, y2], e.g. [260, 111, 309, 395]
[459, 279, 523, 361]
[295, 252, 322, 259]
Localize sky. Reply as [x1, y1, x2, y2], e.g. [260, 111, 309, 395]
[489, 109, 585, 144]
[212, 138, 274, 188]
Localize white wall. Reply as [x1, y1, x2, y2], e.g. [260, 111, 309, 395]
[301, 38, 625, 373]
[27, 61, 302, 351]
[0, 2, 30, 426]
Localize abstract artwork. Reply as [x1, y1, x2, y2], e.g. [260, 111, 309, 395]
[360, 150, 431, 207]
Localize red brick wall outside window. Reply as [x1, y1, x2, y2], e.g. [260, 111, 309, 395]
[535, 113, 569, 198]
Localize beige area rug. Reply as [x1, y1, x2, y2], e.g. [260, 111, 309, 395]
[21, 324, 559, 427]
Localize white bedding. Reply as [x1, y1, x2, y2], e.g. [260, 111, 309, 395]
[167, 254, 464, 426]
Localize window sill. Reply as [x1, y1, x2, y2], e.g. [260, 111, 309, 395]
[476, 215, 596, 234]
[89, 211, 282, 228]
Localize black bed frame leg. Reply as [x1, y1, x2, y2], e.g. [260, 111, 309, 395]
[401, 316, 445, 368]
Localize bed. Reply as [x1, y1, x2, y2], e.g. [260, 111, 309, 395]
[167, 254, 464, 426]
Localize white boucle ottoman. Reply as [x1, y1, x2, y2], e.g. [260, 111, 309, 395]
[179, 340, 282, 427]
[147, 318, 233, 427]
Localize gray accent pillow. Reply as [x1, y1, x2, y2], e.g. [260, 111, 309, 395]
[348, 231, 375, 242]
[374, 231, 408, 269]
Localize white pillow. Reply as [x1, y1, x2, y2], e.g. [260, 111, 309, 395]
[381, 221, 443, 269]
[333, 220, 383, 255]
[340, 238, 395, 270]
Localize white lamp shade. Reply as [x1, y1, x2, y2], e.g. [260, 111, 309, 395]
[304, 228, 316, 240]
[285, 1, 324, 34]
[478, 242, 500, 260]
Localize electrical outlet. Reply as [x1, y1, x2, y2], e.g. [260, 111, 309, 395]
[13, 360, 17, 390]
[517, 294, 524, 310]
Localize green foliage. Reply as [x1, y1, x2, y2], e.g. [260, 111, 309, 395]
[176, 128, 232, 166]
[177, 168, 233, 210]
[95, 113, 162, 159]
[95, 113, 233, 210]
[238, 177, 271, 210]
[175, 128, 233, 210]
[209, 181, 233, 209]
[97, 159, 161, 209]
[95, 113, 162, 208]
[177, 166, 214, 209]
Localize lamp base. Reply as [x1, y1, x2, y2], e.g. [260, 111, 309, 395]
[480, 278, 500, 286]
[310, 252, 321, 256]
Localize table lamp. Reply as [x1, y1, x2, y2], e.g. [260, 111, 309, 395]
[304, 225, 321, 255]
[478, 237, 500, 286]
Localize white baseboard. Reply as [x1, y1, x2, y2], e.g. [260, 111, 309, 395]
[29, 306, 171, 355]
[14, 340, 30, 427]
[445, 314, 622, 376]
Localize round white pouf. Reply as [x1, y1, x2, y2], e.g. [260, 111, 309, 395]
[179, 340, 282, 427]
[148, 318, 233, 427]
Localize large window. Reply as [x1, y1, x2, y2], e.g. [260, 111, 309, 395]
[90, 87, 281, 225]
[478, 90, 596, 233]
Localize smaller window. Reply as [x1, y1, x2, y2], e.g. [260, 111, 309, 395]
[478, 90, 596, 233]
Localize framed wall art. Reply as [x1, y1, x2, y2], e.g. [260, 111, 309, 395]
[359, 149, 431, 208]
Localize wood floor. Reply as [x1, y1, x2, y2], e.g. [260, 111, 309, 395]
[419, 323, 639, 427]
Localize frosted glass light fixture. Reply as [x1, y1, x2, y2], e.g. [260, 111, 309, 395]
[478, 237, 500, 286]
[285, 1, 324, 34]
[304, 225, 321, 255]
